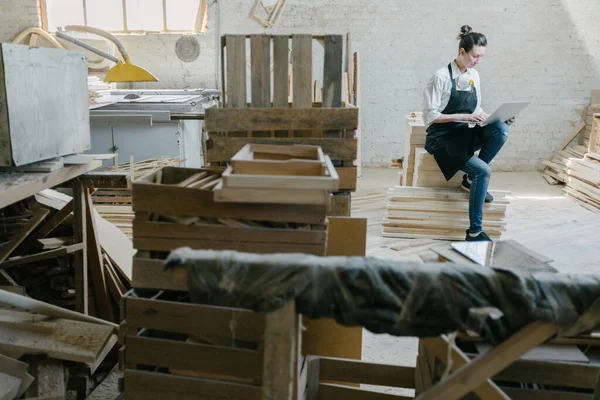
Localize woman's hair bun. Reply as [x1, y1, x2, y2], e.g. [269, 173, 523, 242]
[457, 25, 473, 40]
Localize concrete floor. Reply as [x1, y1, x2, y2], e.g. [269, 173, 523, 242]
[351, 168, 600, 395]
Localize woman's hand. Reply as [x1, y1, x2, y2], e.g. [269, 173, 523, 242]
[456, 114, 486, 123]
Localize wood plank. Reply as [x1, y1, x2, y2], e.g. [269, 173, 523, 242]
[133, 221, 326, 244]
[0, 309, 115, 364]
[420, 336, 509, 400]
[273, 35, 290, 138]
[337, 167, 357, 191]
[0, 244, 83, 269]
[0, 208, 49, 264]
[319, 383, 411, 400]
[251, 35, 272, 136]
[31, 358, 65, 398]
[205, 108, 358, 132]
[94, 209, 134, 282]
[85, 189, 114, 322]
[126, 297, 265, 342]
[124, 370, 262, 400]
[131, 258, 187, 291]
[226, 35, 247, 109]
[28, 200, 73, 242]
[323, 35, 343, 138]
[328, 193, 350, 217]
[502, 388, 591, 400]
[86, 363, 121, 400]
[319, 356, 415, 389]
[492, 358, 598, 389]
[133, 237, 326, 255]
[0, 353, 33, 399]
[415, 322, 557, 400]
[262, 302, 296, 400]
[126, 336, 263, 383]
[133, 182, 328, 224]
[207, 137, 357, 162]
[72, 179, 88, 315]
[293, 34, 314, 137]
[213, 181, 330, 206]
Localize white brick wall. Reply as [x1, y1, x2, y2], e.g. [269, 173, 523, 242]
[0, 0, 40, 43]
[2, 0, 600, 171]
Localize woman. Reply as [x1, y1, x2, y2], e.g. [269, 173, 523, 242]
[422, 25, 513, 242]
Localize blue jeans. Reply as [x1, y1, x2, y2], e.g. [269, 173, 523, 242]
[460, 121, 509, 233]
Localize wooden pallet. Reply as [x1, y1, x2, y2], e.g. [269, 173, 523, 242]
[205, 34, 358, 192]
[120, 290, 301, 400]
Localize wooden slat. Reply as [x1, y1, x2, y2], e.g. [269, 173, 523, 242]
[132, 181, 328, 224]
[225, 35, 247, 109]
[319, 356, 415, 389]
[273, 35, 290, 138]
[293, 34, 314, 137]
[493, 359, 599, 389]
[250, 35, 271, 137]
[0, 208, 49, 264]
[124, 370, 261, 400]
[319, 383, 412, 400]
[28, 200, 73, 243]
[133, 221, 326, 244]
[261, 302, 296, 399]
[0, 244, 83, 269]
[207, 137, 357, 162]
[125, 297, 265, 342]
[133, 237, 326, 255]
[72, 180, 88, 315]
[212, 182, 330, 206]
[204, 108, 359, 132]
[131, 258, 187, 291]
[323, 34, 343, 139]
[502, 388, 592, 400]
[125, 336, 263, 382]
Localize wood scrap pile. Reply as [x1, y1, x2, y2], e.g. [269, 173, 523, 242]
[562, 114, 600, 212]
[0, 289, 120, 399]
[0, 189, 132, 321]
[403, 112, 427, 186]
[97, 156, 184, 181]
[382, 186, 510, 240]
[87, 76, 111, 105]
[542, 90, 599, 184]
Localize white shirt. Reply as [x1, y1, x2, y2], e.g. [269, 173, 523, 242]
[422, 60, 485, 127]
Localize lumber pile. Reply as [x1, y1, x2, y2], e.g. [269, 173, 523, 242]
[97, 156, 184, 181]
[88, 76, 112, 105]
[542, 90, 599, 184]
[382, 186, 510, 240]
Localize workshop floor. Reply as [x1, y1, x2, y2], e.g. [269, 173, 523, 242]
[352, 168, 600, 395]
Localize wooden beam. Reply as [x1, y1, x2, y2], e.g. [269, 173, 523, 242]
[72, 179, 88, 315]
[1, 244, 83, 269]
[415, 323, 557, 400]
[205, 108, 358, 132]
[0, 208, 49, 264]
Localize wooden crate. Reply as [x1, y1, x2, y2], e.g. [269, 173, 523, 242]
[402, 118, 427, 187]
[303, 355, 416, 399]
[131, 166, 328, 289]
[413, 148, 462, 188]
[121, 290, 301, 400]
[206, 34, 358, 192]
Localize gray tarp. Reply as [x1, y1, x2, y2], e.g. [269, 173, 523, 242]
[164, 248, 600, 344]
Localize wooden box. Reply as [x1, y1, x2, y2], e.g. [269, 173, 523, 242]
[121, 290, 301, 400]
[206, 34, 359, 192]
[0, 44, 90, 167]
[131, 167, 328, 289]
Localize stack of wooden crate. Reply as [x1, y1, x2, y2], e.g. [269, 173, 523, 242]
[413, 149, 462, 188]
[382, 186, 510, 240]
[204, 34, 358, 217]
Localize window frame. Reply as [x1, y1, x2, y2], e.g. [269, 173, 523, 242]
[40, 0, 208, 34]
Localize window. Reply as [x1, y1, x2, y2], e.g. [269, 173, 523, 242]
[43, 0, 209, 33]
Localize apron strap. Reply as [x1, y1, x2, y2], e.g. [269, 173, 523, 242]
[447, 63, 456, 91]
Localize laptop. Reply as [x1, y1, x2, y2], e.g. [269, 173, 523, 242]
[457, 101, 531, 126]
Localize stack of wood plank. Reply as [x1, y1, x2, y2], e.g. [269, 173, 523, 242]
[205, 34, 359, 217]
[382, 186, 510, 240]
[413, 148, 462, 188]
[402, 112, 427, 186]
[562, 114, 600, 212]
[542, 90, 600, 184]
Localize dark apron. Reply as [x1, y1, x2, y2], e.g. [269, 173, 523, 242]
[425, 63, 479, 180]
